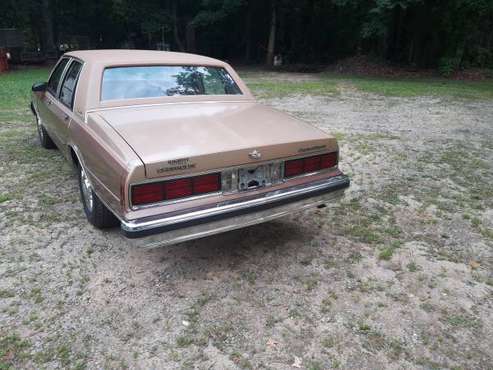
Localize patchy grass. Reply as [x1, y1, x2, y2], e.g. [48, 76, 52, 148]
[241, 69, 493, 100]
[0, 194, 10, 203]
[0, 333, 31, 369]
[230, 352, 253, 369]
[342, 76, 493, 99]
[378, 241, 401, 261]
[407, 261, 419, 272]
[247, 80, 339, 98]
[444, 314, 482, 329]
[378, 247, 395, 261]
[0, 289, 16, 299]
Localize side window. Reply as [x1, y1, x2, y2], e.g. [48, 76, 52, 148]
[59, 61, 82, 109]
[47, 58, 69, 95]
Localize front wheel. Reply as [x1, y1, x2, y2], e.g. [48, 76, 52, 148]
[78, 165, 119, 229]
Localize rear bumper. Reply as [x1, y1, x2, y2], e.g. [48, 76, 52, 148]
[121, 174, 349, 248]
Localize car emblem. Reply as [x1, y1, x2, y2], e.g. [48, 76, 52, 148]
[248, 149, 262, 160]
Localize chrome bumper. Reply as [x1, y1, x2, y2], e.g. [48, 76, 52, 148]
[121, 174, 349, 248]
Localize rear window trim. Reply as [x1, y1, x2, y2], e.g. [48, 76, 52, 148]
[99, 64, 244, 102]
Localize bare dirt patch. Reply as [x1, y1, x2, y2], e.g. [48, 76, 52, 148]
[1, 72, 492, 369]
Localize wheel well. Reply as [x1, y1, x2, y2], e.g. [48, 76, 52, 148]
[70, 147, 80, 168]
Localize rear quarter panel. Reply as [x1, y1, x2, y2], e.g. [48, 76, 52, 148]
[68, 114, 145, 218]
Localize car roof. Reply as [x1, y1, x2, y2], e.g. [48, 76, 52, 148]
[64, 49, 253, 114]
[65, 49, 227, 67]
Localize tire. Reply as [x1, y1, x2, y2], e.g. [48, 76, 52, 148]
[78, 165, 120, 229]
[35, 111, 56, 149]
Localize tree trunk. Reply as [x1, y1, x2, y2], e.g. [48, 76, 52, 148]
[265, 1, 277, 66]
[185, 21, 196, 52]
[40, 0, 56, 52]
[171, 0, 185, 51]
[244, 0, 253, 62]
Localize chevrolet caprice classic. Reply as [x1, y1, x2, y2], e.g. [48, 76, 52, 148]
[30, 50, 350, 247]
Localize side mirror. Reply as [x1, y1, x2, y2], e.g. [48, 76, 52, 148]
[32, 82, 47, 92]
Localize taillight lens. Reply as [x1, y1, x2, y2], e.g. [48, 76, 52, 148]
[320, 152, 338, 169]
[284, 152, 337, 178]
[304, 156, 322, 172]
[131, 183, 163, 205]
[284, 159, 304, 177]
[131, 173, 221, 206]
[165, 178, 193, 200]
[193, 174, 221, 194]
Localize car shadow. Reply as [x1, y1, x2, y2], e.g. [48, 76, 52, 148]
[121, 218, 323, 284]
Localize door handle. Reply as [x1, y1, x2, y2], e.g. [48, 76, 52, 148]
[47, 99, 53, 105]
[63, 114, 69, 122]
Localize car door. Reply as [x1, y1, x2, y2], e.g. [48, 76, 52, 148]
[39, 57, 70, 146]
[54, 59, 83, 151]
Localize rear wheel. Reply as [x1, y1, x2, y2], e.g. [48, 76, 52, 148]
[78, 165, 119, 229]
[35, 113, 56, 149]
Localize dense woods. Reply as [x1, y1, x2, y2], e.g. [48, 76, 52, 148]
[1, 0, 493, 71]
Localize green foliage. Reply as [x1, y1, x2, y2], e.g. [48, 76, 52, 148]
[193, 0, 243, 26]
[438, 57, 461, 77]
[1, 0, 493, 70]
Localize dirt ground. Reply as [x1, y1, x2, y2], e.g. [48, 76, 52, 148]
[1, 71, 492, 370]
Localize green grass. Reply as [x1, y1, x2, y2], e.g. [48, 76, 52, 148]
[242, 69, 493, 100]
[247, 80, 338, 98]
[0, 68, 50, 112]
[444, 314, 482, 329]
[0, 333, 31, 369]
[0, 289, 15, 298]
[378, 246, 395, 261]
[0, 68, 50, 109]
[0, 68, 50, 126]
[338, 75, 493, 99]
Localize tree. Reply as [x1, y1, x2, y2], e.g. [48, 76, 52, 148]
[265, 0, 277, 66]
[40, 0, 55, 51]
[2, 0, 492, 70]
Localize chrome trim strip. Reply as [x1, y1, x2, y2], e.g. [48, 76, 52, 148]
[122, 175, 348, 233]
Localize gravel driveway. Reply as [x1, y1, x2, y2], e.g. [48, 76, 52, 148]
[1, 71, 492, 369]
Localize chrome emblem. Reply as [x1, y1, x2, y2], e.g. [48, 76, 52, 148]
[248, 149, 262, 160]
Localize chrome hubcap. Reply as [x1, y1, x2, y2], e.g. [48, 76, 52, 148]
[80, 167, 94, 212]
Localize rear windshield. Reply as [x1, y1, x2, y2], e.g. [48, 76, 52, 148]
[101, 65, 242, 101]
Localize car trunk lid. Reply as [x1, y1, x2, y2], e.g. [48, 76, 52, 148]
[94, 101, 338, 179]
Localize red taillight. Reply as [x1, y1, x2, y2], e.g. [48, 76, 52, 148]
[193, 173, 221, 194]
[320, 152, 338, 169]
[131, 173, 221, 206]
[131, 183, 164, 205]
[284, 152, 337, 178]
[284, 159, 304, 177]
[165, 178, 193, 200]
[303, 156, 322, 172]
